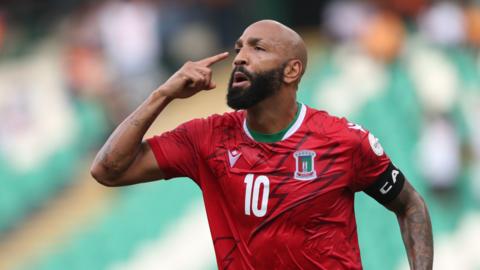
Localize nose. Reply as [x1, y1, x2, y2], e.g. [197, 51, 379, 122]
[233, 49, 248, 67]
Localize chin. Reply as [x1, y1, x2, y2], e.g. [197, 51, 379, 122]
[226, 96, 250, 110]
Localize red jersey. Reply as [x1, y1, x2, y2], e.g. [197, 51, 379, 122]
[147, 104, 390, 270]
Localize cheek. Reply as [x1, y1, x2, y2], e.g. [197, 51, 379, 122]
[250, 61, 281, 76]
[250, 51, 280, 68]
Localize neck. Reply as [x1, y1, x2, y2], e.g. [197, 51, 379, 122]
[246, 87, 298, 134]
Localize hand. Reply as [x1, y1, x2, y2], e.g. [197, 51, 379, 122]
[157, 52, 229, 99]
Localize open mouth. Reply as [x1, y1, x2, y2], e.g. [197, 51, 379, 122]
[232, 72, 250, 88]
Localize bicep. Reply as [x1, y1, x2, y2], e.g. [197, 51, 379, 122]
[112, 141, 166, 186]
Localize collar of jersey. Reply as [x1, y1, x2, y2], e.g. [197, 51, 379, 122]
[243, 103, 306, 143]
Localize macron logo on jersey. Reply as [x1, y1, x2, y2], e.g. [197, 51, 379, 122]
[228, 150, 242, 168]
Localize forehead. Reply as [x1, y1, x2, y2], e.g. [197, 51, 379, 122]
[237, 24, 285, 46]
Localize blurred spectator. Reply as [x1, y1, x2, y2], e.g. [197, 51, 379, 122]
[65, 46, 110, 98]
[323, 1, 374, 42]
[64, 2, 109, 99]
[360, 10, 405, 62]
[97, 0, 160, 77]
[0, 10, 6, 51]
[61, 1, 120, 128]
[372, 0, 428, 17]
[418, 115, 461, 191]
[97, 0, 163, 111]
[464, 4, 480, 48]
[159, 0, 227, 68]
[324, 1, 406, 62]
[418, 1, 465, 46]
[0, 44, 78, 171]
[0, 87, 31, 158]
[408, 46, 459, 114]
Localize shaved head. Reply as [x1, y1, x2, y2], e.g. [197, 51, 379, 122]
[243, 20, 308, 76]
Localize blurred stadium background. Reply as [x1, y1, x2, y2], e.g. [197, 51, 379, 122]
[0, 0, 480, 269]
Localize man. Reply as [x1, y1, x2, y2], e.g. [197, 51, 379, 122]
[91, 20, 433, 269]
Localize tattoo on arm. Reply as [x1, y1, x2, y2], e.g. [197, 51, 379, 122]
[91, 91, 171, 184]
[99, 145, 124, 175]
[129, 116, 148, 127]
[387, 181, 433, 270]
[96, 124, 142, 177]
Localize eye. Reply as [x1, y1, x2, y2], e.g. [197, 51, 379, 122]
[234, 48, 240, 54]
[254, 46, 265, 51]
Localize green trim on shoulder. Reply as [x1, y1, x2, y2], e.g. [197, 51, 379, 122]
[246, 102, 302, 143]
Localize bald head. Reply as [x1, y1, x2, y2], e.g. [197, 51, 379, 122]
[237, 20, 308, 80]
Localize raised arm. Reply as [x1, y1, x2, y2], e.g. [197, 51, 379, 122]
[90, 52, 229, 186]
[386, 180, 433, 270]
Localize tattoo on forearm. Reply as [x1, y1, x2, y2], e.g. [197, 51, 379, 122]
[96, 112, 150, 174]
[98, 137, 139, 177]
[92, 94, 169, 183]
[388, 182, 433, 270]
[99, 145, 123, 174]
[399, 198, 433, 270]
[129, 117, 145, 127]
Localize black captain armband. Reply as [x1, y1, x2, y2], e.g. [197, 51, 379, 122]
[364, 163, 406, 205]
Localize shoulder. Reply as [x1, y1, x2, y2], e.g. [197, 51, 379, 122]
[305, 106, 361, 137]
[305, 106, 369, 147]
[209, 110, 245, 127]
[179, 110, 244, 135]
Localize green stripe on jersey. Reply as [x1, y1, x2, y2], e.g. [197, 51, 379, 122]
[246, 102, 301, 143]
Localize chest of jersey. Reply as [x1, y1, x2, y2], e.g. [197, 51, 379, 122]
[205, 130, 354, 233]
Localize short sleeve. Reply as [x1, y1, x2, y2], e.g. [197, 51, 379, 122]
[350, 129, 391, 192]
[146, 118, 208, 182]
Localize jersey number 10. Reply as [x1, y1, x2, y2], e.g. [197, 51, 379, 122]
[244, 174, 270, 217]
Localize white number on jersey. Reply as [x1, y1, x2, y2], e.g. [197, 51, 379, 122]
[244, 174, 270, 217]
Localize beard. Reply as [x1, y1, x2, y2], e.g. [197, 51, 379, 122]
[227, 64, 285, 110]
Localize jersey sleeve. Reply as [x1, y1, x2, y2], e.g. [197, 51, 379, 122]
[146, 118, 209, 183]
[349, 127, 391, 192]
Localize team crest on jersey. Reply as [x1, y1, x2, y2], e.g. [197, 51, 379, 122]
[293, 150, 317, 181]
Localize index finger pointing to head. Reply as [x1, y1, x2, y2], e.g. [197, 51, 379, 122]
[198, 52, 229, 67]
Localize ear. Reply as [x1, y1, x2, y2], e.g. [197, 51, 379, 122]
[282, 59, 303, 84]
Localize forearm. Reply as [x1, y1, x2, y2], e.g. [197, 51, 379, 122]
[91, 89, 171, 180]
[397, 196, 433, 270]
[91, 52, 228, 184]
